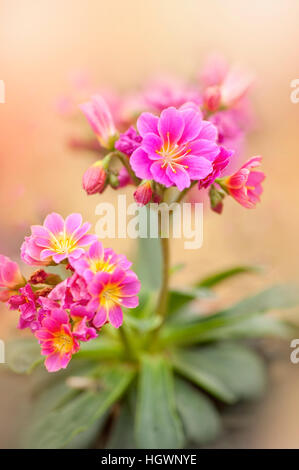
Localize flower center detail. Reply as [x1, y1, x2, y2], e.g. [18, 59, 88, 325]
[51, 232, 76, 254]
[156, 132, 190, 173]
[53, 330, 74, 354]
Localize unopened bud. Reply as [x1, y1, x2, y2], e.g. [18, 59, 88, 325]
[134, 181, 153, 206]
[203, 86, 221, 112]
[82, 156, 110, 195]
[209, 184, 225, 214]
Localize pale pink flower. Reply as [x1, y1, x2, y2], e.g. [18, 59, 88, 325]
[0, 254, 24, 301]
[79, 95, 117, 149]
[22, 213, 96, 265]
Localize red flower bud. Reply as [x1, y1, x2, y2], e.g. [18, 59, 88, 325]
[134, 181, 153, 206]
[82, 161, 107, 195]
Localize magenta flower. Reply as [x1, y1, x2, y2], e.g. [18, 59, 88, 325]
[223, 156, 265, 208]
[79, 95, 117, 149]
[87, 268, 140, 329]
[35, 308, 80, 372]
[115, 126, 142, 156]
[0, 254, 24, 301]
[8, 284, 38, 331]
[130, 107, 219, 191]
[49, 272, 90, 309]
[70, 241, 132, 284]
[198, 147, 233, 190]
[22, 213, 96, 265]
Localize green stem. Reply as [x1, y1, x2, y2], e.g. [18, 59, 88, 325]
[118, 325, 134, 359]
[174, 180, 197, 203]
[113, 150, 140, 186]
[156, 213, 170, 319]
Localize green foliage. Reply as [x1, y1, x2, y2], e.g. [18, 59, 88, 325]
[197, 265, 262, 288]
[170, 343, 266, 404]
[7, 259, 298, 449]
[135, 355, 184, 449]
[175, 377, 221, 444]
[25, 365, 135, 449]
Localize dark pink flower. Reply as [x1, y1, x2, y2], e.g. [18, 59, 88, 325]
[49, 272, 90, 309]
[198, 147, 233, 189]
[87, 268, 140, 329]
[9, 284, 38, 331]
[35, 308, 80, 372]
[115, 126, 142, 156]
[130, 107, 219, 191]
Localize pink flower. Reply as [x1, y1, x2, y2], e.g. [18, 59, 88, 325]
[134, 181, 153, 206]
[70, 241, 132, 284]
[115, 126, 142, 156]
[200, 55, 253, 108]
[223, 156, 265, 208]
[130, 107, 219, 191]
[79, 95, 117, 149]
[70, 305, 97, 341]
[49, 272, 90, 308]
[22, 213, 96, 265]
[198, 147, 233, 190]
[0, 255, 24, 301]
[82, 161, 107, 195]
[143, 76, 201, 112]
[87, 268, 140, 329]
[35, 308, 80, 372]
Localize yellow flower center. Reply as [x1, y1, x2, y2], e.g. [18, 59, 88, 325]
[53, 330, 74, 354]
[156, 132, 190, 173]
[50, 232, 77, 254]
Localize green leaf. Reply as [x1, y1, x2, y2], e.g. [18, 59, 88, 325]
[135, 355, 184, 449]
[75, 337, 123, 360]
[26, 365, 135, 449]
[159, 285, 299, 347]
[108, 399, 135, 449]
[193, 316, 295, 343]
[222, 284, 299, 316]
[6, 338, 42, 374]
[197, 265, 261, 288]
[175, 377, 221, 444]
[170, 343, 266, 404]
[125, 314, 162, 333]
[167, 287, 213, 316]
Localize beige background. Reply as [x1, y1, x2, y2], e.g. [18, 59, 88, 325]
[0, 0, 299, 447]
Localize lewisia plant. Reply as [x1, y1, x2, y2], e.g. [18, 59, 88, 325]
[2, 57, 297, 450]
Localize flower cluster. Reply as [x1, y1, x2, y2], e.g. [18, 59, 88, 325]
[2, 213, 140, 372]
[73, 56, 264, 211]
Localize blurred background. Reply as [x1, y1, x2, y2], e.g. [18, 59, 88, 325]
[0, 0, 299, 448]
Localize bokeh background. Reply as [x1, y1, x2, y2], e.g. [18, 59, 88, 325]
[0, 0, 299, 448]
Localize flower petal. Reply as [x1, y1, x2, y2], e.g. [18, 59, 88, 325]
[158, 107, 184, 145]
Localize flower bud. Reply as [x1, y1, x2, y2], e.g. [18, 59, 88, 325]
[82, 155, 111, 195]
[203, 86, 221, 112]
[209, 184, 225, 214]
[134, 181, 153, 206]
